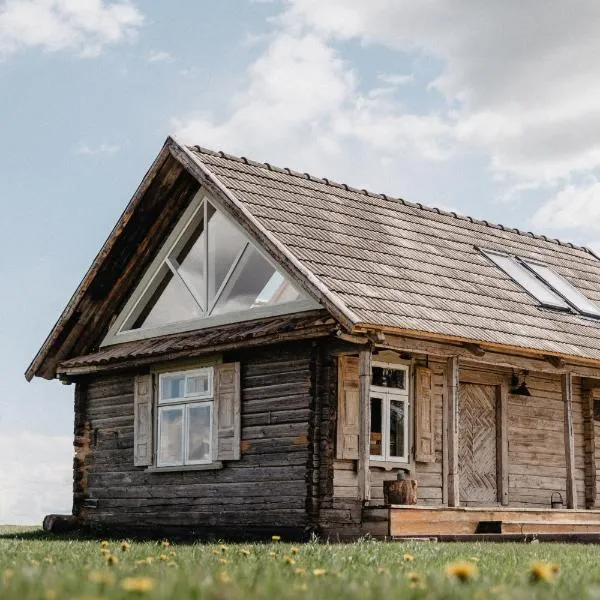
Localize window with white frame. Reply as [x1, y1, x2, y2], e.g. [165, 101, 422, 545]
[157, 367, 214, 467]
[370, 362, 409, 462]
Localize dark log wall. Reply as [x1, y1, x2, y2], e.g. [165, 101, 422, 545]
[74, 341, 315, 539]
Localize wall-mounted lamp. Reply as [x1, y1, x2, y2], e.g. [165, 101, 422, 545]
[510, 371, 531, 396]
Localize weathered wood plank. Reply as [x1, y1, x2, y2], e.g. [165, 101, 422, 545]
[358, 348, 371, 502]
[447, 356, 459, 506]
[563, 373, 577, 508]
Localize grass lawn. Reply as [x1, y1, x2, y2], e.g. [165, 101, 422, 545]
[2, 527, 600, 599]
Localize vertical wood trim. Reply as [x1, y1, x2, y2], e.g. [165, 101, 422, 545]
[583, 388, 597, 508]
[358, 348, 372, 503]
[447, 356, 459, 507]
[442, 365, 449, 505]
[414, 367, 435, 463]
[563, 373, 577, 509]
[496, 380, 509, 506]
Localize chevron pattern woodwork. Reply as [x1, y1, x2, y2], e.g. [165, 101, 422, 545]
[459, 384, 497, 504]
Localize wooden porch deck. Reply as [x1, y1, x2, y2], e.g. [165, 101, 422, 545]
[387, 505, 600, 538]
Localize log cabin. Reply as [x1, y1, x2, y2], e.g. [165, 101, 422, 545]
[27, 136, 600, 540]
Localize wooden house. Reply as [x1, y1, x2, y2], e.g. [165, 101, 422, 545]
[27, 137, 600, 540]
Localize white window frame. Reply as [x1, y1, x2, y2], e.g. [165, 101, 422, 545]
[370, 362, 410, 463]
[156, 367, 214, 467]
[101, 191, 320, 347]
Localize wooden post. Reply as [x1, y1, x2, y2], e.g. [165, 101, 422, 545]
[496, 380, 509, 505]
[582, 388, 597, 508]
[358, 348, 372, 503]
[447, 356, 460, 507]
[562, 373, 577, 509]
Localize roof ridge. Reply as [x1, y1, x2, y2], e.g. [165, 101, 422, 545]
[190, 144, 591, 255]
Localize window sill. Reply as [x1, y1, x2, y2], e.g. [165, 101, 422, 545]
[369, 460, 412, 472]
[146, 462, 223, 473]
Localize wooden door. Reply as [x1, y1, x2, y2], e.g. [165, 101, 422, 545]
[459, 383, 498, 505]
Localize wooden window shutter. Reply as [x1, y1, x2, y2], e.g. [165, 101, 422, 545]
[336, 356, 360, 460]
[415, 366, 435, 463]
[214, 362, 241, 461]
[134, 374, 153, 466]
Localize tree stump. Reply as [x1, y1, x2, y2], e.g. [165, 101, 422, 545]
[42, 514, 80, 534]
[383, 478, 418, 505]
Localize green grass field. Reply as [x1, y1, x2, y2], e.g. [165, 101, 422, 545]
[3, 526, 600, 599]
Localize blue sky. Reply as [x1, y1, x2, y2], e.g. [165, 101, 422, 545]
[2, 0, 600, 524]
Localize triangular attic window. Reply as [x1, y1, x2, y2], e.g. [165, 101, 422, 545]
[103, 194, 316, 345]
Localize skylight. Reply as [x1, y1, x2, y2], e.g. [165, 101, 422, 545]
[523, 261, 600, 318]
[482, 249, 600, 318]
[482, 250, 569, 310]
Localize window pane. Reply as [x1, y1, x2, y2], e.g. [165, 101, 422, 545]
[483, 251, 569, 309]
[372, 366, 406, 389]
[158, 407, 183, 465]
[136, 269, 203, 330]
[525, 261, 600, 317]
[212, 247, 301, 315]
[389, 399, 406, 459]
[175, 219, 206, 307]
[186, 373, 211, 397]
[188, 404, 212, 463]
[370, 396, 383, 457]
[207, 203, 248, 302]
[160, 375, 186, 402]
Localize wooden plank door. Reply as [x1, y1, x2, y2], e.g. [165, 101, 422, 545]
[458, 383, 498, 505]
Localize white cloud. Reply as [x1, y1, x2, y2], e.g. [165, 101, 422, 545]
[377, 73, 413, 87]
[148, 49, 171, 63]
[0, 0, 144, 58]
[0, 433, 72, 525]
[278, 0, 600, 186]
[533, 178, 600, 232]
[75, 142, 121, 155]
[174, 30, 452, 182]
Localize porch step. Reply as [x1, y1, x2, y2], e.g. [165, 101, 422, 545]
[501, 521, 600, 534]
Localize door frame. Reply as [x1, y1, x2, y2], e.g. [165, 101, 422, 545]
[457, 369, 509, 506]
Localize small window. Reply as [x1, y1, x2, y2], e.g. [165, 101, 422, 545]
[157, 368, 214, 466]
[594, 399, 600, 422]
[370, 363, 409, 462]
[482, 250, 569, 310]
[523, 261, 600, 318]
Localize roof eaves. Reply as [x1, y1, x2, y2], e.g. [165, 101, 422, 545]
[168, 138, 360, 333]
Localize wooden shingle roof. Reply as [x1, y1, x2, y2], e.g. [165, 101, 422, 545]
[187, 145, 600, 362]
[25, 137, 600, 381]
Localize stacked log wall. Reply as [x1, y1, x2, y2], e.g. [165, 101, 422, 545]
[75, 341, 315, 538]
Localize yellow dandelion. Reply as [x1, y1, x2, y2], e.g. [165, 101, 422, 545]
[290, 546, 299, 555]
[159, 554, 169, 562]
[3, 568, 15, 581]
[120, 576, 156, 593]
[403, 553, 415, 561]
[218, 559, 230, 565]
[100, 540, 109, 549]
[268, 551, 277, 557]
[169, 550, 176, 557]
[272, 535, 281, 542]
[43, 557, 53, 564]
[100, 548, 110, 556]
[105, 554, 119, 566]
[30, 559, 39, 566]
[121, 541, 131, 552]
[88, 570, 116, 586]
[217, 571, 230, 585]
[530, 562, 557, 583]
[446, 561, 478, 583]
[161, 540, 170, 548]
[313, 568, 327, 576]
[283, 556, 296, 565]
[295, 568, 306, 576]
[218, 544, 227, 553]
[407, 571, 421, 583]
[212, 550, 220, 556]
[240, 549, 251, 556]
